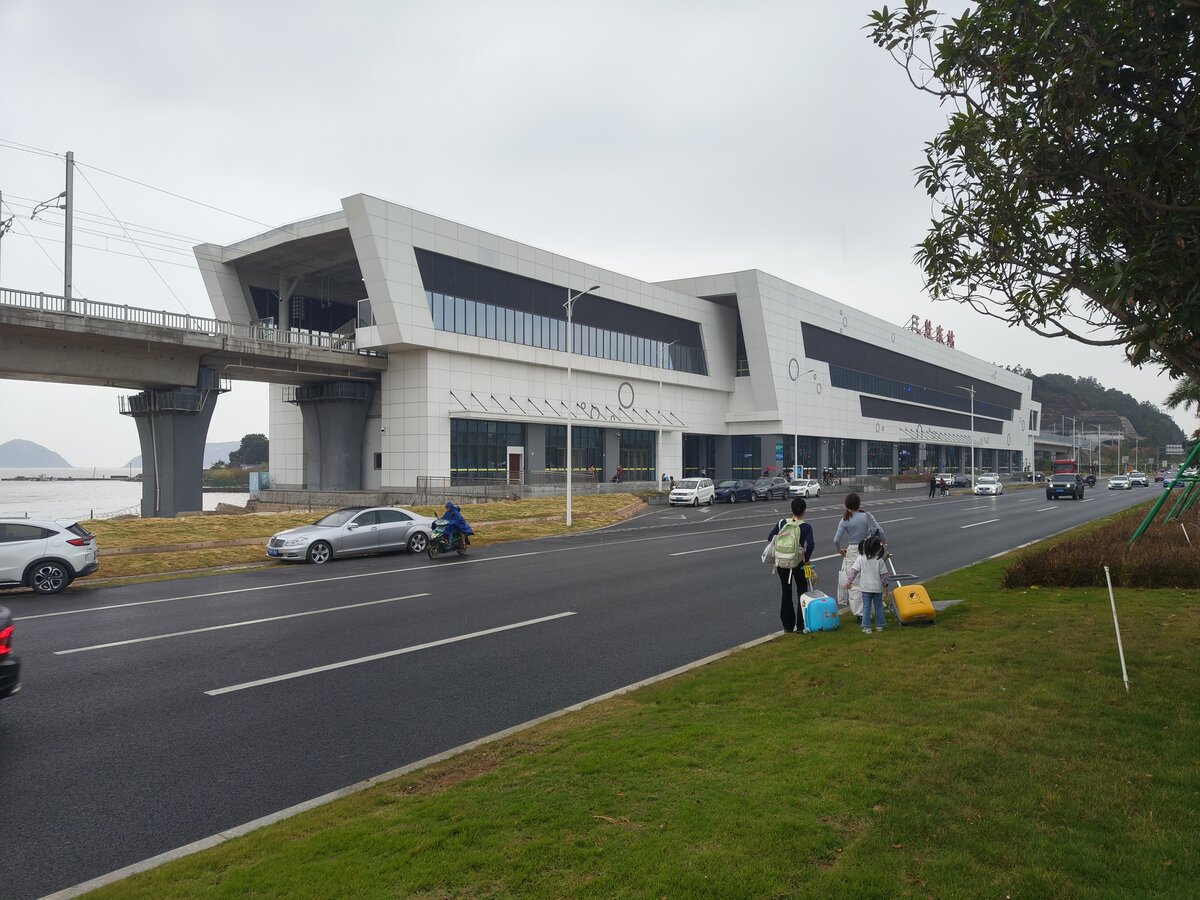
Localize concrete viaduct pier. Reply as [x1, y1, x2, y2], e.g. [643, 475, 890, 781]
[0, 289, 387, 517]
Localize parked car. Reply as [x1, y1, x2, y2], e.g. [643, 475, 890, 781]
[1107, 475, 1132, 490]
[788, 478, 822, 498]
[1046, 473, 1086, 500]
[0, 518, 99, 594]
[951, 473, 972, 487]
[973, 474, 1003, 496]
[714, 479, 754, 503]
[751, 476, 790, 501]
[1128, 471, 1149, 487]
[266, 506, 436, 564]
[669, 478, 716, 507]
[0, 606, 19, 700]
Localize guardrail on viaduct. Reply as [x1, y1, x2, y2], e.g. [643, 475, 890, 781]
[0, 287, 373, 355]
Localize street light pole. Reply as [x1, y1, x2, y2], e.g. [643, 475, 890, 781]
[957, 384, 976, 488]
[791, 365, 816, 479]
[657, 339, 678, 493]
[1096, 424, 1103, 479]
[564, 284, 600, 527]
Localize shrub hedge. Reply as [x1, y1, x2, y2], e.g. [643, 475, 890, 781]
[1002, 503, 1200, 588]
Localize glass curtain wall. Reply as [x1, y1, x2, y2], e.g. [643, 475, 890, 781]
[731, 435, 760, 481]
[827, 438, 855, 478]
[545, 425, 605, 478]
[682, 434, 717, 478]
[619, 430, 655, 481]
[944, 445, 962, 472]
[897, 442, 919, 474]
[866, 441, 893, 476]
[450, 420, 525, 485]
[784, 435, 820, 478]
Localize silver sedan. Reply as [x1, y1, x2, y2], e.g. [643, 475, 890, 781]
[266, 506, 436, 564]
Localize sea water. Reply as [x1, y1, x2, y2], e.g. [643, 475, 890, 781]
[0, 468, 250, 520]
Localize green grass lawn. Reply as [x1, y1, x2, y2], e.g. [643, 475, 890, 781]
[88, 559, 1198, 898]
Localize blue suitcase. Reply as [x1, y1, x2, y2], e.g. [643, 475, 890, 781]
[801, 591, 840, 633]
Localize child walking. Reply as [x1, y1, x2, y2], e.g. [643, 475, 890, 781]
[843, 535, 890, 634]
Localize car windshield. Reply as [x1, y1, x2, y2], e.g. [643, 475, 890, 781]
[717, 481, 737, 489]
[676, 480, 700, 489]
[313, 508, 366, 527]
[979, 476, 998, 483]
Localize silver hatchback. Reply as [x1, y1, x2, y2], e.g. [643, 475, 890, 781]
[266, 506, 436, 564]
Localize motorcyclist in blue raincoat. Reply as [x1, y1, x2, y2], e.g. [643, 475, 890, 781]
[440, 501, 474, 545]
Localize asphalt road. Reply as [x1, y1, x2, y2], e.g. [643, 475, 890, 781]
[1, 483, 1155, 898]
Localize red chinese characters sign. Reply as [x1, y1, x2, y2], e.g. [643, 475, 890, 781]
[907, 315, 955, 348]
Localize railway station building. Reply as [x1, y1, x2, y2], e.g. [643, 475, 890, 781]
[195, 195, 1040, 493]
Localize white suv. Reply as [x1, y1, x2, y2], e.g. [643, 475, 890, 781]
[1128, 471, 1149, 487]
[669, 478, 715, 506]
[0, 518, 99, 594]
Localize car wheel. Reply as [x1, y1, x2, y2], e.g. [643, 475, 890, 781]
[729, 494, 737, 503]
[307, 541, 333, 565]
[407, 532, 429, 553]
[28, 560, 71, 594]
[693, 496, 700, 507]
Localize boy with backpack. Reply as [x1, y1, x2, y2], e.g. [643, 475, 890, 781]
[766, 497, 816, 633]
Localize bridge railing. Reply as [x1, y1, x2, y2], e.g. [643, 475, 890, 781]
[0, 287, 375, 355]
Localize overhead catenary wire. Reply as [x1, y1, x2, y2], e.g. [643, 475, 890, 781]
[73, 164, 187, 312]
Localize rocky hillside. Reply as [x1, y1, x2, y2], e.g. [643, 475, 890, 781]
[0, 439, 72, 467]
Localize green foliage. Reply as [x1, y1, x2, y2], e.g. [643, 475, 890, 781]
[867, 1, 1200, 382]
[228, 433, 268, 467]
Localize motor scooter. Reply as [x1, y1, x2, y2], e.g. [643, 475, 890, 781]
[427, 518, 469, 558]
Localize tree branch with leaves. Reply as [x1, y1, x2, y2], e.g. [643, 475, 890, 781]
[867, 1, 1200, 380]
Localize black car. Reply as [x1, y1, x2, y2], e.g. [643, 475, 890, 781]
[951, 473, 972, 488]
[1046, 473, 1086, 500]
[752, 476, 790, 501]
[0, 606, 19, 700]
[714, 479, 755, 503]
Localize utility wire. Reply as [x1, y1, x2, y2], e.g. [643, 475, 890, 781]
[0, 138, 297, 237]
[74, 164, 187, 312]
[3, 193, 206, 245]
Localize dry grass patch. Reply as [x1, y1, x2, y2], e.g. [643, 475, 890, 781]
[81, 495, 643, 582]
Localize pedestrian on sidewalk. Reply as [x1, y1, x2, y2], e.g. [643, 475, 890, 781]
[833, 492, 886, 623]
[843, 534, 890, 634]
[765, 496, 815, 633]
[928, 473, 937, 498]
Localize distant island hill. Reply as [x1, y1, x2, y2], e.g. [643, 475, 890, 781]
[0, 439, 239, 469]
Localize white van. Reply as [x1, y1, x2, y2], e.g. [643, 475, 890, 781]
[669, 478, 715, 506]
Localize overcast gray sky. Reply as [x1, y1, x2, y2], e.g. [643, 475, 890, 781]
[0, 1, 1186, 466]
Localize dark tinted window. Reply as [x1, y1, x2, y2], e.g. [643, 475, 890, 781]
[351, 511, 380, 527]
[0, 523, 54, 543]
[377, 510, 412, 523]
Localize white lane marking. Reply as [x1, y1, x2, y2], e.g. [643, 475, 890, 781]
[54, 593, 431, 655]
[962, 504, 991, 510]
[874, 517, 914, 525]
[52, 631, 781, 899]
[205, 611, 576, 697]
[670, 540, 762, 556]
[1035, 506, 1058, 512]
[961, 518, 1000, 529]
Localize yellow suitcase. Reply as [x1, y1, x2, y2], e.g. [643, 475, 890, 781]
[887, 559, 936, 627]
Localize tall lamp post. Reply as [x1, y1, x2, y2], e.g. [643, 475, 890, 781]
[565, 284, 600, 527]
[790, 362, 816, 478]
[1096, 424, 1103, 479]
[657, 339, 678, 493]
[956, 384, 976, 488]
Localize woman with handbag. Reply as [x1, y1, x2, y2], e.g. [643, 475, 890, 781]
[833, 492, 886, 623]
